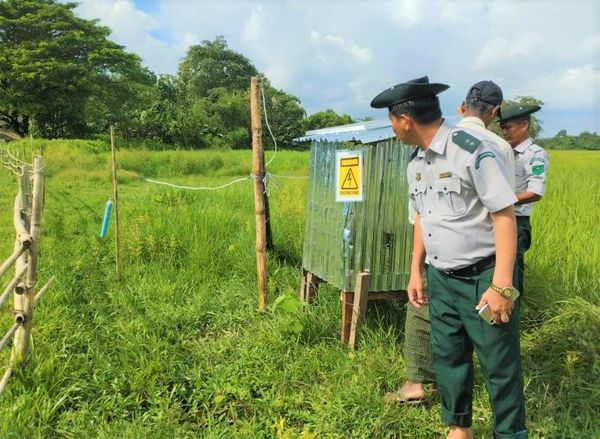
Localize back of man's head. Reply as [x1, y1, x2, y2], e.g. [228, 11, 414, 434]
[389, 95, 442, 125]
[464, 80, 503, 121]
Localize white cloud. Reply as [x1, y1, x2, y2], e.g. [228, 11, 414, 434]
[518, 64, 600, 109]
[474, 32, 543, 71]
[387, 0, 423, 27]
[242, 6, 264, 44]
[311, 31, 372, 65]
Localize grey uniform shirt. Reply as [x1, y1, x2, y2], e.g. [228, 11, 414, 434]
[457, 116, 516, 190]
[407, 120, 518, 271]
[513, 137, 548, 216]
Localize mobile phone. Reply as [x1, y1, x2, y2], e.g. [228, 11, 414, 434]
[478, 304, 496, 325]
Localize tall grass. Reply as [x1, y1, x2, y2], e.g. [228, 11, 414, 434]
[0, 142, 598, 438]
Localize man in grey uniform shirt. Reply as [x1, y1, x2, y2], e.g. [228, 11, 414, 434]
[371, 76, 526, 439]
[499, 104, 548, 294]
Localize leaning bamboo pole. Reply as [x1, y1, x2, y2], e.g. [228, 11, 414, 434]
[0, 367, 13, 396]
[0, 246, 25, 280]
[0, 265, 27, 310]
[12, 156, 43, 365]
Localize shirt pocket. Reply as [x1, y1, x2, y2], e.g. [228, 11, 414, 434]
[433, 177, 466, 216]
[409, 180, 427, 215]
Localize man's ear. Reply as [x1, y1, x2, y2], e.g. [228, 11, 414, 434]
[491, 105, 500, 118]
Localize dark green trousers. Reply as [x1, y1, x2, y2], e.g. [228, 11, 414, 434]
[516, 216, 532, 294]
[427, 265, 527, 439]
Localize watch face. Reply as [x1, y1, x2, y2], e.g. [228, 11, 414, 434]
[501, 288, 514, 298]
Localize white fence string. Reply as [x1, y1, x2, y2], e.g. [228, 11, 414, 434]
[139, 175, 252, 191]
[260, 83, 279, 168]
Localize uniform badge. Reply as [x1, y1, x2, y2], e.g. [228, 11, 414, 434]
[438, 171, 452, 178]
[532, 164, 545, 175]
[416, 173, 421, 181]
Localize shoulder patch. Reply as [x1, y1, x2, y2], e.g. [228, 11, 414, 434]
[452, 130, 481, 153]
[475, 151, 496, 169]
[530, 156, 545, 165]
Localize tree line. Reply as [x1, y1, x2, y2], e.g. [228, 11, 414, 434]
[0, 0, 596, 149]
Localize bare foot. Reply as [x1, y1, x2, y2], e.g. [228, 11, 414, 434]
[446, 425, 473, 439]
[399, 381, 425, 399]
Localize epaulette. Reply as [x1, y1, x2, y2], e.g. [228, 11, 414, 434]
[451, 130, 481, 153]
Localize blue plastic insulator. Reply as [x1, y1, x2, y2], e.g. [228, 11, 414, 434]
[100, 199, 113, 238]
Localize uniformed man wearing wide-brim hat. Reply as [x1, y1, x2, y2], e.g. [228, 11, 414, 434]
[371, 77, 527, 439]
[499, 104, 548, 295]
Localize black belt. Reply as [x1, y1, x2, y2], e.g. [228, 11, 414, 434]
[443, 254, 495, 278]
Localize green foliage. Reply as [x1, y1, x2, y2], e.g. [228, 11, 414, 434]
[178, 36, 258, 99]
[304, 109, 355, 131]
[0, 143, 598, 438]
[0, 0, 154, 138]
[538, 129, 600, 150]
[261, 84, 306, 147]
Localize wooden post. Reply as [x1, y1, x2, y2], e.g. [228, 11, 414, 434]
[12, 156, 43, 365]
[251, 77, 269, 311]
[300, 269, 320, 304]
[349, 271, 371, 348]
[340, 291, 354, 344]
[110, 126, 121, 282]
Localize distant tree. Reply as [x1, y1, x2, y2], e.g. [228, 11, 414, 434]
[178, 36, 258, 100]
[0, 0, 153, 138]
[304, 109, 355, 131]
[261, 84, 306, 147]
[488, 95, 545, 139]
[175, 38, 305, 148]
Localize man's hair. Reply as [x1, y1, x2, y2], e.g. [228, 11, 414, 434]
[389, 95, 442, 124]
[465, 88, 496, 118]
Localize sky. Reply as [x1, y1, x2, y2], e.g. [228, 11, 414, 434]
[70, 0, 599, 137]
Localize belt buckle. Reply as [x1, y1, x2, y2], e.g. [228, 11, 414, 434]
[444, 269, 456, 277]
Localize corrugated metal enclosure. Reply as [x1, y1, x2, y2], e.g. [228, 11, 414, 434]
[300, 120, 415, 293]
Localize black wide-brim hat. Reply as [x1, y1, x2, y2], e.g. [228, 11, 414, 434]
[498, 104, 541, 122]
[370, 76, 450, 109]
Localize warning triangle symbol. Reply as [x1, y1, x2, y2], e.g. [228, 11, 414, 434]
[341, 168, 359, 190]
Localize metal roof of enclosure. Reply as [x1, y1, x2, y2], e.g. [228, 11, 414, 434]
[295, 119, 395, 144]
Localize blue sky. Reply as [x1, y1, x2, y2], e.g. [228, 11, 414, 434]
[72, 0, 599, 137]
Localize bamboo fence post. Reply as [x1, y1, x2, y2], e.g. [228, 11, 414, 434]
[15, 166, 31, 294]
[110, 126, 121, 282]
[251, 77, 269, 311]
[12, 156, 43, 365]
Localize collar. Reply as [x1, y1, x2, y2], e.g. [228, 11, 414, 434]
[458, 116, 485, 129]
[416, 119, 453, 158]
[514, 137, 533, 154]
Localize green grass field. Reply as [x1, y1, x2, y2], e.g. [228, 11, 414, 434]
[0, 140, 598, 438]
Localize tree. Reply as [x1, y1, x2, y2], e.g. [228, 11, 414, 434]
[261, 84, 306, 147]
[178, 36, 258, 100]
[0, 0, 153, 137]
[175, 38, 305, 148]
[304, 109, 355, 131]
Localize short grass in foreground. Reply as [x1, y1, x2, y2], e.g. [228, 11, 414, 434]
[0, 141, 598, 438]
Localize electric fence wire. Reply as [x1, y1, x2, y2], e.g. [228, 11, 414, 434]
[138, 80, 308, 191]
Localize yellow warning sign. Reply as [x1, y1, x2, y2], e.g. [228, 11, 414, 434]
[336, 151, 363, 202]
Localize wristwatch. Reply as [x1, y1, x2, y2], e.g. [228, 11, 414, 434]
[490, 283, 517, 298]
